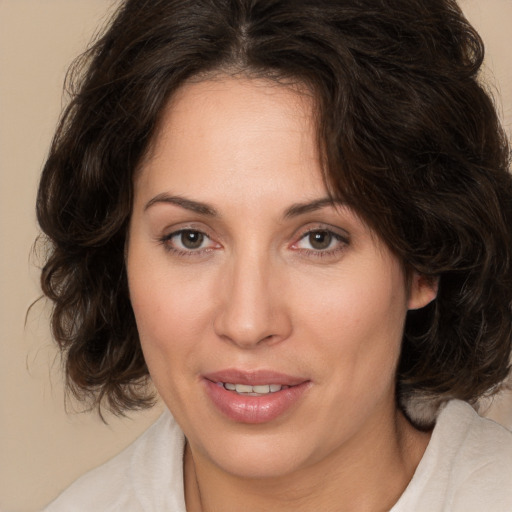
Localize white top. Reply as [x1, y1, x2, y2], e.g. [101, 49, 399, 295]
[43, 400, 512, 512]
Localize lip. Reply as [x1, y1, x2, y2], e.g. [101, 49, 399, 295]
[202, 369, 311, 424]
[203, 368, 307, 387]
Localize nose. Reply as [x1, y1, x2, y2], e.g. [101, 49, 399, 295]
[213, 252, 292, 349]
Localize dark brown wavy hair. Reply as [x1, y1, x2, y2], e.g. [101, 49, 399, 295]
[37, 0, 512, 419]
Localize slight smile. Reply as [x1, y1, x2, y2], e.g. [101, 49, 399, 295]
[202, 370, 311, 424]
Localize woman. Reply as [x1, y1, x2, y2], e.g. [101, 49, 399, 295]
[39, 0, 512, 510]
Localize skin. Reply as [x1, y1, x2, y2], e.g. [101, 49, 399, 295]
[126, 77, 437, 512]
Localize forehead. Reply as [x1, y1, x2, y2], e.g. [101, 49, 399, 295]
[134, 77, 327, 206]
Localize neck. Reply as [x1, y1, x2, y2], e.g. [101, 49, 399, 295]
[184, 407, 431, 512]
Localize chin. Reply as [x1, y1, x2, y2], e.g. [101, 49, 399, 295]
[197, 428, 317, 479]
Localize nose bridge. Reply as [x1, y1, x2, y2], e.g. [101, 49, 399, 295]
[214, 243, 288, 348]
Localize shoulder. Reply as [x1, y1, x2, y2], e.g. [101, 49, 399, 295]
[437, 400, 512, 468]
[394, 400, 512, 512]
[444, 400, 512, 510]
[43, 409, 186, 512]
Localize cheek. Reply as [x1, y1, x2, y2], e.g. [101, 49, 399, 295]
[294, 258, 406, 334]
[127, 248, 217, 375]
[292, 260, 408, 383]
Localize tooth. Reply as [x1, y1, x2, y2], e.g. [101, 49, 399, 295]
[223, 383, 286, 394]
[253, 385, 270, 394]
[235, 384, 253, 393]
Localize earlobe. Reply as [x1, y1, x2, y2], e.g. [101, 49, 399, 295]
[407, 273, 438, 311]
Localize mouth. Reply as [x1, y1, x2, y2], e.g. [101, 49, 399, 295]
[204, 369, 307, 387]
[202, 370, 310, 424]
[214, 382, 290, 396]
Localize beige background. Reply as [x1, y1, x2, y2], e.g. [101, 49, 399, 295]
[0, 1, 511, 511]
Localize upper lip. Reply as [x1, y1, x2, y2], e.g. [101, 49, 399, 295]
[203, 369, 308, 387]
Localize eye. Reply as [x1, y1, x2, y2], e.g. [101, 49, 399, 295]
[291, 228, 349, 257]
[176, 230, 206, 249]
[160, 229, 219, 254]
[300, 230, 335, 250]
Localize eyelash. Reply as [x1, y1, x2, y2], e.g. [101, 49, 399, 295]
[159, 229, 218, 257]
[158, 227, 349, 259]
[292, 228, 349, 259]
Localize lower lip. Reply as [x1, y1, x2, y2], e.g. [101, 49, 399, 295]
[203, 380, 310, 424]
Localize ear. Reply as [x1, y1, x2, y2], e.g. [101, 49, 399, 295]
[407, 272, 438, 310]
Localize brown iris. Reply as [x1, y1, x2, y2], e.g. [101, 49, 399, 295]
[308, 231, 332, 250]
[180, 230, 204, 249]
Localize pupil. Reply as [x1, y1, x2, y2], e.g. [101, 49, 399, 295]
[309, 231, 331, 250]
[181, 230, 203, 249]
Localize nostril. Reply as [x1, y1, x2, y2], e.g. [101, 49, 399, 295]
[213, 272, 292, 347]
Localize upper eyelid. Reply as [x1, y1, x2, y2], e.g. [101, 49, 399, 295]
[291, 232, 348, 252]
[293, 223, 350, 242]
[162, 228, 215, 244]
[160, 222, 216, 239]
[162, 227, 207, 239]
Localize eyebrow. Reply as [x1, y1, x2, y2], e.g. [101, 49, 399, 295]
[144, 193, 218, 216]
[283, 197, 345, 218]
[144, 193, 343, 219]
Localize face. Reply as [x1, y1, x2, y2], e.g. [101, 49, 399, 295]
[127, 77, 435, 479]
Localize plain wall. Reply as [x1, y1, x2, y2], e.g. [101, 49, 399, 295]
[0, 1, 510, 511]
